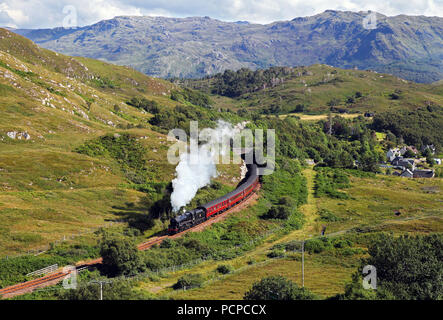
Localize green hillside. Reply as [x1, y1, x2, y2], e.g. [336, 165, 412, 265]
[0, 28, 240, 256]
[0, 28, 442, 301]
[187, 65, 443, 115]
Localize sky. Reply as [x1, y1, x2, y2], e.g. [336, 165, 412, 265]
[0, 0, 442, 29]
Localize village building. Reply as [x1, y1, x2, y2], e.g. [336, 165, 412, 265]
[412, 170, 435, 178]
[421, 144, 436, 155]
[400, 169, 414, 178]
[399, 169, 435, 179]
[386, 148, 401, 162]
[392, 157, 416, 170]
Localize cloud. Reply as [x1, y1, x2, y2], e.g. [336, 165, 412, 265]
[0, 0, 442, 29]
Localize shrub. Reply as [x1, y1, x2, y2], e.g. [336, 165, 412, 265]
[332, 238, 352, 249]
[75, 133, 147, 184]
[267, 249, 286, 258]
[247, 259, 256, 265]
[363, 234, 443, 300]
[244, 276, 317, 300]
[285, 241, 302, 252]
[216, 264, 233, 274]
[304, 237, 332, 254]
[173, 274, 205, 290]
[99, 234, 144, 276]
[61, 279, 139, 300]
[265, 205, 292, 220]
[318, 209, 341, 222]
[159, 238, 175, 249]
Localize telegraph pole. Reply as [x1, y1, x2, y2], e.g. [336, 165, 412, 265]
[301, 240, 305, 287]
[91, 280, 111, 300]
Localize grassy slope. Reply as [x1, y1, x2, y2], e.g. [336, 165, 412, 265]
[0, 28, 239, 256]
[135, 168, 443, 299]
[190, 64, 443, 115]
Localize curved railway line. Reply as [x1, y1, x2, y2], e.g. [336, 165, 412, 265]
[0, 183, 261, 299]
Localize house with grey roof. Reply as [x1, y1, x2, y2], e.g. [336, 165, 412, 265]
[392, 157, 416, 170]
[412, 170, 435, 178]
[400, 169, 414, 178]
[399, 169, 435, 179]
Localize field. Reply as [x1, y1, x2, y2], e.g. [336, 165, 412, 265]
[133, 168, 443, 299]
[0, 28, 241, 257]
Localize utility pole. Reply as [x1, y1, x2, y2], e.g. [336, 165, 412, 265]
[301, 240, 305, 288]
[91, 280, 111, 300]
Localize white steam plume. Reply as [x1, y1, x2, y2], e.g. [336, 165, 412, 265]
[170, 120, 245, 212]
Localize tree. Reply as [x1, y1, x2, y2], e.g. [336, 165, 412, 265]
[359, 151, 379, 172]
[327, 98, 341, 107]
[244, 276, 317, 300]
[173, 274, 204, 290]
[265, 205, 292, 220]
[403, 149, 416, 158]
[99, 234, 144, 276]
[426, 154, 435, 167]
[294, 104, 305, 112]
[61, 279, 140, 300]
[363, 234, 443, 300]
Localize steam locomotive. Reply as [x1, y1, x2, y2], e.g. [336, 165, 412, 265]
[168, 163, 259, 235]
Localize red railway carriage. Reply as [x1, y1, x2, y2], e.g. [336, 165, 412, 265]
[168, 163, 259, 235]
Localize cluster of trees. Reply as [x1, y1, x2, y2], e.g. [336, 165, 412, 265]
[99, 234, 144, 277]
[260, 157, 307, 228]
[61, 278, 141, 300]
[340, 233, 443, 300]
[75, 133, 148, 184]
[127, 97, 161, 114]
[171, 88, 212, 109]
[149, 104, 210, 133]
[173, 273, 205, 290]
[210, 67, 295, 98]
[264, 196, 296, 220]
[251, 116, 381, 172]
[244, 276, 317, 300]
[372, 105, 442, 152]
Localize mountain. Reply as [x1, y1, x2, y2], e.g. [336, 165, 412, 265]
[11, 10, 443, 83]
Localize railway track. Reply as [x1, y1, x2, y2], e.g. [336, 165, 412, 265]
[0, 185, 261, 299]
[0, 271, 68, 298]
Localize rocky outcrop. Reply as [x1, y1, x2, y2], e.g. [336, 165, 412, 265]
[6, 131, 31, 140]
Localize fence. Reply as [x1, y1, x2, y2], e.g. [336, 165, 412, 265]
[1, 220, 126, 261]
[26, 264, 58, 277]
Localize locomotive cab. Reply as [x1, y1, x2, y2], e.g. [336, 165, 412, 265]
[167, 217, 179, 235]
[168, 208, 207, 235]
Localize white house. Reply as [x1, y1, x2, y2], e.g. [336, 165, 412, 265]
[386, 148, 401, 162]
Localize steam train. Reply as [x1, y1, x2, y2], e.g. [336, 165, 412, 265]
[168, 163, 260, 235]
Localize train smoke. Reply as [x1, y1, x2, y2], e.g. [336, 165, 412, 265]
[170, 120, 244, 212]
